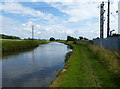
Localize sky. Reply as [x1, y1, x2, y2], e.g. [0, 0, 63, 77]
[0, 0, 119, 40]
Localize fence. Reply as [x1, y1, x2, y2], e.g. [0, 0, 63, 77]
[93, 37, 120, 52]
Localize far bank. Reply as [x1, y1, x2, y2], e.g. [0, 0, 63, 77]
[1, 39, 49, 53]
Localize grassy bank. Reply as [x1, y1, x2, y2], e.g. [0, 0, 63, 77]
[2, 39, 49, 53]
[50, 41, 120, 87]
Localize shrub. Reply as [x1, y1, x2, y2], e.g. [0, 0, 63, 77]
[50, 37, 55, 41]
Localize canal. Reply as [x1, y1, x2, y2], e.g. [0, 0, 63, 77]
[2, 42, 71, 87]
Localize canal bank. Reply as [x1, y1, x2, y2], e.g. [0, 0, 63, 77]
[50, 41, 120, 87]
[2, 39, 49, 53]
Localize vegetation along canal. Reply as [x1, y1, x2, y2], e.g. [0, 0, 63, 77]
[2, 42, 72, 87]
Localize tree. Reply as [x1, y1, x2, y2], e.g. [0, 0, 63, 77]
[84, 38, 88, 40]
[93, 37, 99, 40]
[111, 34, 120, 37]
[50, 37, 55, 41]
[79, 36, 83, 40]
[67, 36, 77, 41]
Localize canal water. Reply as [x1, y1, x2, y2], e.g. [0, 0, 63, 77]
[2, 42, 71, 87]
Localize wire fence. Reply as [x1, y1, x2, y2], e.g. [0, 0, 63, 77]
[93, 37, 120, 53]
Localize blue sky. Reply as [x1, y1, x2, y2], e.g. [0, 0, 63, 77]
[0, 0, 118, 40]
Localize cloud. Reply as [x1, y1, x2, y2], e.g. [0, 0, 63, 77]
[49, 2, 98, 22]
[2, 15, 98, 39]
[0, 2, 58, 22]
[1, 15, 71, 39]
[1, 1, 118, 39]
[47, 0, 118, 37]
[1, 14, 104, 39]
[48, 1, 118, 23]
[1, 2, 42, 16]
[1, 15, 21, 36]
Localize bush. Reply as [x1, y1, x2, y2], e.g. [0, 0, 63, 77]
[79, 36, 83, 40]
[111, 34, 120, 37]
[50, 37, 55, 41]
[67, 36, 77, 41]
[73, 40, 77, 44]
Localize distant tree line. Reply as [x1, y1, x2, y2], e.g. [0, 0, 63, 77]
[67, 36, 89, 41]
[111, 34, 120, 37]
[24, 37, 37, 40]
[0, 34, 21, 39]
[49, 36, 89, 41]
[93, 34, 120, 40]
[79, 36, 88, 40]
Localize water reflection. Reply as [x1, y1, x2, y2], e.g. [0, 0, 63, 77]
[32, 50, 35, 62]
[2, 42, 71, 87]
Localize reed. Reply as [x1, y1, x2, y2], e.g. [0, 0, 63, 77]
[2, 39, 49, 53]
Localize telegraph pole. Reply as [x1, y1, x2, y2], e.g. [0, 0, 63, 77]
[32, 25, 34, 39]
[107, 0, 110, 37]
[100, 2, 105, 38]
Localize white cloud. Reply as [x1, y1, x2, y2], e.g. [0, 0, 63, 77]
[0, 15, 2, 33]
[1, 15, 21, 36]
[0, 3, 42, 16]
[1, 15, 70, 39]
[1, 0, 118, 39]
[47, 0, 118, 37]
[0, 2, 58, 22]
[49, 2, 100, 22]
[1, 14, 102, 39]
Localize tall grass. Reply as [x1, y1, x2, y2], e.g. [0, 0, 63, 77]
[2, 39, 49, 53]
[89, 44, 120, 76]
[78, 41, 120, 76]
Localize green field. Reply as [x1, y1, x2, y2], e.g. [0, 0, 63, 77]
[1, 39, 49, 53]
[50, 41, 120, 87]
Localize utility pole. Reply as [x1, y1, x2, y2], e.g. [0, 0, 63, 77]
[32, 25, 34, 39]
[100, 2, 105, 38]
[107, 0, 110, 37]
